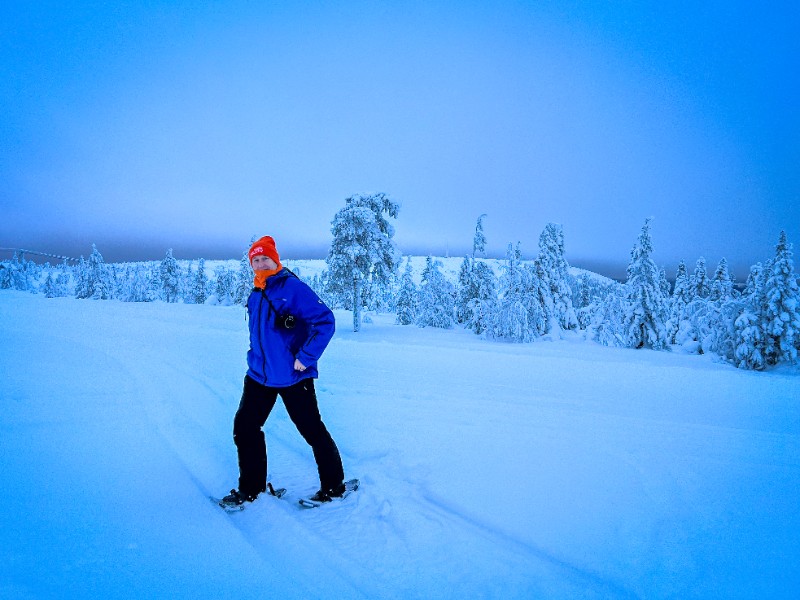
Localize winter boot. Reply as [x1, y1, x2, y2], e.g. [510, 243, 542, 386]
[308, 482, 346, 504]
[219, 488, 257, 508]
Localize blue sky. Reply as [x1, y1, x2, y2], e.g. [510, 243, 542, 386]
[1, 0, 798, 278]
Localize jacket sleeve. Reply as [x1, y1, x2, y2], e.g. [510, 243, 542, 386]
[291, 281, 336, 367]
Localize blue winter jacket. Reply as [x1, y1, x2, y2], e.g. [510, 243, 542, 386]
[246, 269, 336, 387]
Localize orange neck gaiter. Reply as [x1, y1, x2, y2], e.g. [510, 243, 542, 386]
[253, 264, 282, 289]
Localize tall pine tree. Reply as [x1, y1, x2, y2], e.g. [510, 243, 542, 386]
[623, 219, 668, 349]
[160, 249, 181, 303]
[489, 243, 539, 342]
[473, 214, 487, 257]
[763, 231, 800, 365]
[395, 258, 418, 325]
[533, 223, 578, 335]
[416, 257, 455, 329]
[326, 193, 400, 332]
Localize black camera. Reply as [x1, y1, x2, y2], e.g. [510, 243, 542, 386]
[276, 314, 296, 329]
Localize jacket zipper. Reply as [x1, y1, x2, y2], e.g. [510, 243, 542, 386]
[257, 292, 268, 384]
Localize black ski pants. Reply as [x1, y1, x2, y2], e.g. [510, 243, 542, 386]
[234, 375, 344, 498]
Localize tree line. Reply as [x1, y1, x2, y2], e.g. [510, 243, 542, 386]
[2, 193, 798, 371]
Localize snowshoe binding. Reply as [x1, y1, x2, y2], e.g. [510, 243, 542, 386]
[299, 478, 360, 509]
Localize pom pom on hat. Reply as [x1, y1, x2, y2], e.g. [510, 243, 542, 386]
[249, 236, 280, 265]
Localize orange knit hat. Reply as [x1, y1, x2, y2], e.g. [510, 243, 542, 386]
[249, 236, 280, 265]
[249, 236, 282, 288]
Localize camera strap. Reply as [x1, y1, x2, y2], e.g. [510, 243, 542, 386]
[255, 269, 300, 326]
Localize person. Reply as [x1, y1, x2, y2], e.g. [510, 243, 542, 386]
[220, 235, 345, 508]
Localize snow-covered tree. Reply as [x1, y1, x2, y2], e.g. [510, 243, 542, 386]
[159, 249, 181, 303]
[709, 258, 735, 303]
[455, 256, 474, 324]
[731, 263, 770, 370]
[141, 263, 157, 301]
[119, 264, 151, 302]
[667, 260, 693, 344]
[574, 274, 594, 330]
[395, 258, 418, 325]
[73, 256, 89, 299]
[586, 283, 627, 347]
[532, 223, 578, 335]
[763, 231, 800, 365]
[733, 307, 767, 370]
[2, 252, 35, 292]
[188, 259, 209, 304]
[364, 270, 397, 313]
[214, 264, 235, 306]
[233, 249, 254, 306]
[690, 258, 710, 300]
[54, 260, 72, 297]
[463, 260, 496, 335]
[42, 271, 57, 298]
[473, 214, 487, 257]
[416, 256, 455, 329]
[75, 245, 111, 300]
[623, 219, 668, 349]
[489, 243, 540, 342]
[326, 192, 400, 332]
[455, 255, 497, 327]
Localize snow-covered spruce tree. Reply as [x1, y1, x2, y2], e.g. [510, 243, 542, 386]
[694, 257, 739, 358]
[53, 260, 71, 297]
[73, 256, 89, 298]
[416, 256, 455, 329]
[214, 264, 236, 306]
[489, 243, 540, 342]
[184, 261, 195, 302]
[709, 257, 735, 303]
[395, 257, 418, 325]
[575, 274, 594, 330]
[147, 263, 161, 301]
[0, 262, 10, 289]
[159, 249, 181, 302]
[667, 260, 693, 344]
[623, 219, 668, 349]
[455, 253, 498, 331]
[42, 271, 57, 298]
[464, 260, 497, 335]
[473, 214, 487, 257]
[326, 192, 400, 332]
[455, 256, 474, 324]
[133, 264, 152, 302]
[76, 245, 111, 300]
[111, 265, 126, 298]
[676, 256, 716, 351]
[733, 308, 766, 369]
[3, 251, 34, 291]
[732, 262, 769, 369]
[113, 264, 128, 302]
[659, 267, 671, 298]
[233, 250, 254, 306]
[188, 259, 208, 304]
[586, 282, 627, 347]
[763, 231, 800, 365]
[705, 296, 746, 364]
[115, 263, 149, 303]
[690, 257, 710, 300]
[532, 223, 578, 335]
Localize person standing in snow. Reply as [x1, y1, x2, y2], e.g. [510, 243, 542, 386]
[220, 235, 346, 508]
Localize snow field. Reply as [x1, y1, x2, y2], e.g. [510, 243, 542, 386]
[1, 290, 798, 599]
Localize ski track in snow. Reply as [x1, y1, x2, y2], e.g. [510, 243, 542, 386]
[2, 291, 799, 599]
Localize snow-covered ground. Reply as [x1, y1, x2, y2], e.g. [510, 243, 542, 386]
[1, 290, 798, 599]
